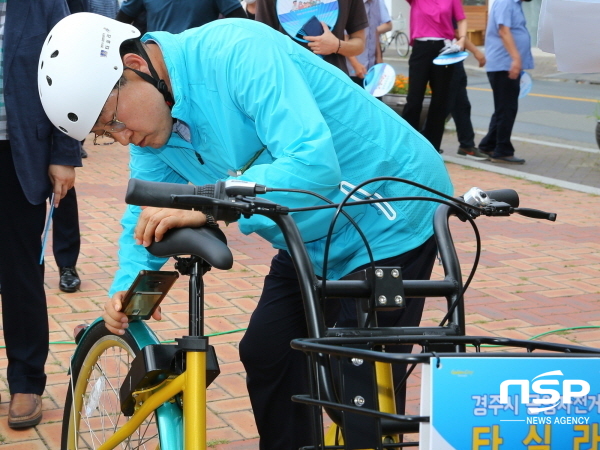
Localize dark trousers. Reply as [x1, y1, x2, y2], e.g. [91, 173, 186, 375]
[0, 141, 48, 394]
[479, 71, 521, 157]
[52, 186, 80, 268]
[446, 62, 476, 148]
[239, 236, 438, 450]
[350, 75, 363, 87]
[402, 40, 455, 151]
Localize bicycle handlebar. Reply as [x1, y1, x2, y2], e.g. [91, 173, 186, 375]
[478, 188, 520, 207]
[126, 178, 272, 223]
[126, 179, 197, 209]
[461, 187, 556, 221]
[125, 177, 558, 428]
[125, 178, 557, 329]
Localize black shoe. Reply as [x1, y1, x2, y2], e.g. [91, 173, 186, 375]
[59, 267, 81, 293]
[490, 155, 525, 164]
[458, 146, 490, 161]
[81, 148, 88, 158]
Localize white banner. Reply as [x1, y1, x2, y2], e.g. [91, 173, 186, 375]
[538, 0, 600, 73]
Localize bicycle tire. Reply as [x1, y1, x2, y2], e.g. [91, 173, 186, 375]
[61, 321, 162, 450]
[394, 32, 410, 58]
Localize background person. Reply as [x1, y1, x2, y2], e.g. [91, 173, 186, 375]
[447, 37, 489, 160]
[53, 187, 83, 292]
[346, 0, 391, 87]
[116, 0, 247, 33]
[88, 0, 119, 17]
[401, 0, 467, 153]
[245, 0, 256, 19]
[477, 0, 532, 164]
[0, 0, 81, 429]
[39, 14, 452, 449]
[256, 0, 367, 73]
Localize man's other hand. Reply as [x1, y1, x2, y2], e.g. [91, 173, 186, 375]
[134, 207, 207, 247]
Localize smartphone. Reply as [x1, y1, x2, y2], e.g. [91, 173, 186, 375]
[121, 270, 179, 320]
[298, 15, 324, 38]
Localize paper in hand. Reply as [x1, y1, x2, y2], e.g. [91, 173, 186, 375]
[439, 40, 462, 56]
[40, 193, 55, 264]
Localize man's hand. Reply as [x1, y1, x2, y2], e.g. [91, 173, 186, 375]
[350, 60, 367, 78]
[103, 291, 162, 335]
[498, 25, 521, 80]
[509, 59, 522, 79]
[48, 164, 75, 207]
[134, 207, 207, 247]
[474, 50, 486, 68]
[305, 22, 339, 55]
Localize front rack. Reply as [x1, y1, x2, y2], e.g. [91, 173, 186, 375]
[291, 335, 600, 450]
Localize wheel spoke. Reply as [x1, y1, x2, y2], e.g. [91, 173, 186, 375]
[63, 327, 162, 450]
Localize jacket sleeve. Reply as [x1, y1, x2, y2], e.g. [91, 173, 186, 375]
[109, 145, 189, 296]
[216, 27, 344, 247]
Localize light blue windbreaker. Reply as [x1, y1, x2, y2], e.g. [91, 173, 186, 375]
[109, 19, 453, 295]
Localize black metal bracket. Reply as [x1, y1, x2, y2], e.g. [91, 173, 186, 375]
[120, 342, 220, 416]
[343, 267, 406, 311]
[331, 345, 382, 449]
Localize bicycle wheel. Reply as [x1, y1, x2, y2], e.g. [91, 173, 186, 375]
[61, 321, 161, 450]
[394, 32, 410, 57]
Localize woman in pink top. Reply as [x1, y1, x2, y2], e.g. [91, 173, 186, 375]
[401, 0, 467, 152]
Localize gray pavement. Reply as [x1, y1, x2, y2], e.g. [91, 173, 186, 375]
[458, 48, 600, 195]
[385, 49, 600, 196]
[441, 130, 600, 195]
[463, 46, 600, 84]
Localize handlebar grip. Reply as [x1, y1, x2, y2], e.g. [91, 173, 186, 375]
[126, 179, 197, 208]
[485, 189, 519, 208]
[515, 208, 557, 222]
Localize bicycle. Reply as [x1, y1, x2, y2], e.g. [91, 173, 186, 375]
[61, 225, 233, 449]
[380, 12, 410, 58]
[61, 178, 600, 450]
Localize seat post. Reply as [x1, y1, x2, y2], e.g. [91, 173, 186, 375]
[188, 259, 204, 337]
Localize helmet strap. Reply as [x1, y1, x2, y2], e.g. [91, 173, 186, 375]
[126, 40, 175, 109]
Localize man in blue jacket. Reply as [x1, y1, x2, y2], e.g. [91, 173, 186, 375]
[40, 13, 452, 448]
[0, 0, 81, 429]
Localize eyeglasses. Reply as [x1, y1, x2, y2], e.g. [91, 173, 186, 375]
[93, 81, 126, 146]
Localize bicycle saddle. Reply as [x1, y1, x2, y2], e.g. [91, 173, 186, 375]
[146, 227, 233, 270]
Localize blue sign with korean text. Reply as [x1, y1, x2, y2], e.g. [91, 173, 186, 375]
[422, 357, 600, 449]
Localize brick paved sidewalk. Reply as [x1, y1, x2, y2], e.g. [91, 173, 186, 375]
[0, 141, 598, 449]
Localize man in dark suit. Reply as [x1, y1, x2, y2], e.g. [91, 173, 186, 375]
[0, 0, 82, 428]
[53, 186, 83, 292]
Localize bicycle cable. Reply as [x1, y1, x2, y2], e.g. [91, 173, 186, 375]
[38, 325, 600, 348]
[269, 187, 375, 323]
[306, 176, 483, 329]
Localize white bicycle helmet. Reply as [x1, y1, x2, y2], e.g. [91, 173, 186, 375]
[39, 13, 140, 141]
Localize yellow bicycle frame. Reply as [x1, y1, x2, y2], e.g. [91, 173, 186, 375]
[95, 351, 207, 450]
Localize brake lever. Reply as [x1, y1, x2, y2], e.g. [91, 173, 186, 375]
[482, 201, 512, 217]
[481, 203, 557, 221]
[514, 208, 557, 222]
[239, 197, 290, 218]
